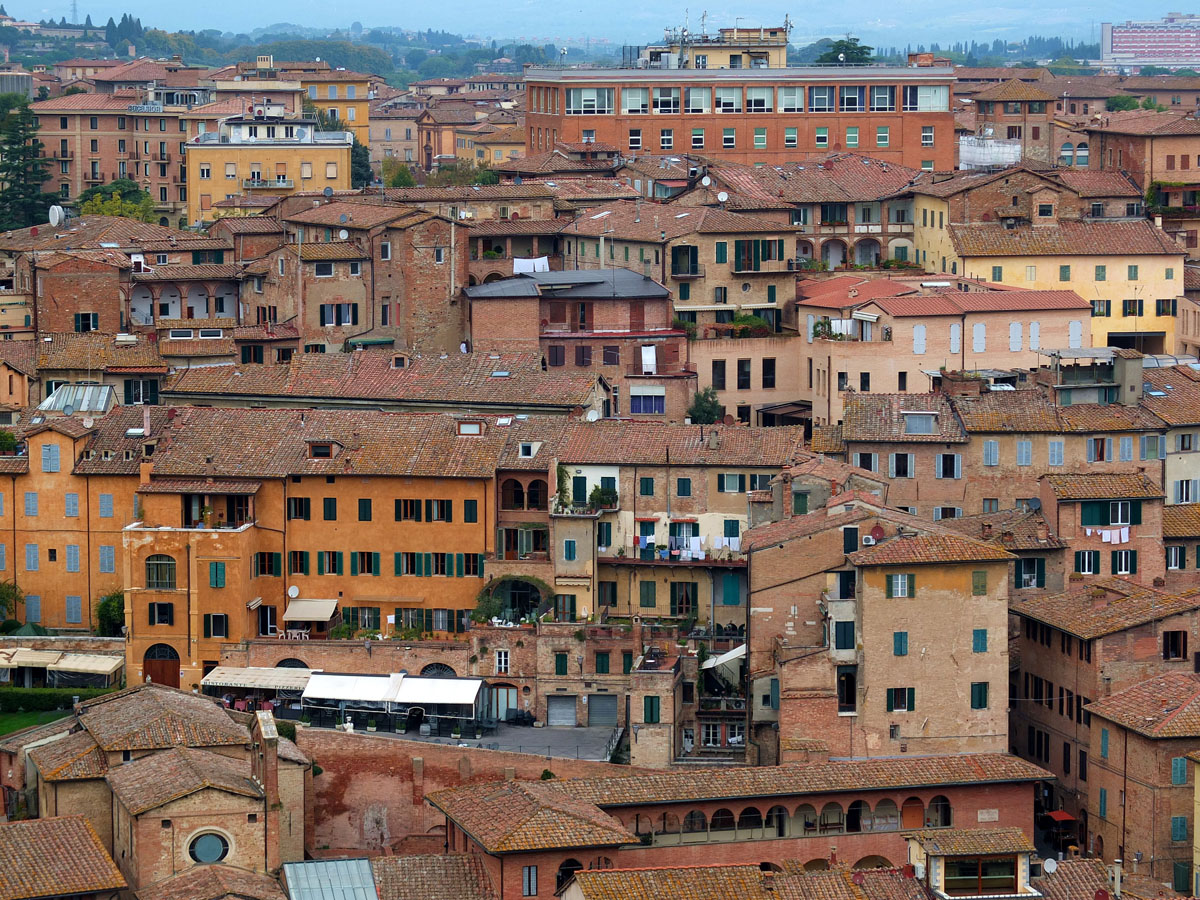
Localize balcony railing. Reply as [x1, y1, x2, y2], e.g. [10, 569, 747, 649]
[243, 178, 294, 189]
[731, 258, 790, 274]
[670, 263, 705, 278]
[625, 360, 696, 378]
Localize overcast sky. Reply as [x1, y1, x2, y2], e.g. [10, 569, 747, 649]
[28, 0, 1143, 47]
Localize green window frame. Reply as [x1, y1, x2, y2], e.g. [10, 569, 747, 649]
[754, 127, 767, 149]
[323, 497, 337, 521]
[875, 125, 889, 147]
[845, 126, 858, 147]
[1100, 727, 1109, 758]
[991, 266, 1002, 282]
[1173, 756, 1188, 785]
[643, 694, 660, 723]
[1099, 787, 1108, 818]
[971, 570, 987, 596]
[639, 477, 654, 496]
[970, 681, 989, 709]
[209, 561, 225, 588]
[555, 652, 567, 676]
[815, 126, 828, 147]
[676, 477, 691, 497]
[1059, 264, 1071, 282]
[1172, 816, 1188, 842]
[972, 628, 987, 652]
[714, 241, 727, 264]
[893, 631, 908, 656]
[1128, 264, 1139, 281]
[639, 580, 657, 608]
[595, 651, 610, 674]
[463, 499, 478, 523]
[1095, 264, 1106, 281]
[358, 498, 372, 521]
[623, 650, 633, 674]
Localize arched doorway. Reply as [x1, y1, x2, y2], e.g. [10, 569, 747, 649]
[556, 859, 583, 891]
[144, 643, 180, 688]
[900, 797, 924, 829]
[854, 239, 881, 267]
[420, 663, 456, 678]
[821, 240, 847, 270]
[1094, 834, 1104, 859]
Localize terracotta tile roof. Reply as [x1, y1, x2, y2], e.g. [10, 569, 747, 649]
[1086, 673, 1200, 738]
[532, 178, 641, 202]
[159, 337, 236, 357]
[136, 866, 286, 900]
[563, 200, 786, 244]
[1012, 578, 1200, 639]
[796, 276, 916, 309]
[1048, 76, 1128, 99]
[842, 394, 966, 443]
[743, 507, 871, 553]
[1032, 858, 1181, 900]
[0, 816, 125, 900]
[971, 80, 1056, 102]
[0, 341, 40, 376]
[285, 202, 428, 229]
[1043, 473, 1163, 501]
[74, 406, 173, 476]
[31, 91, 145, 111]
[912, 826, 1034, 855]
[557, 421, 805, 467]
[232, 322, 300, 342]
[426, 780, 636, 853]
[567, 865, 772, 900]
[467, 219, 568, 237]
[107, 747, 261, 815]
[132, 263, 242, 281]
[950, 219, 1183, 257]
[940, 507, 1068, 551]
[33, 332, 165, 372]
[848, 532, 1015, 566]
[704, 154, 922, 207]
[809, 423, 844, 454]
[1083, 108, 1200, 135]
[951, 391, 1062, 432]
[28, 729, 107, 781]
[498, 150, 617, 176]
[38, 248, 131, 269]
[381, 184, 554, 202]
[936, 289, 1090, 312]
[371, 855, 497, 900]
[420, 107, 482, 125]
[76, 682, 248, 751]
[786, 453, 887, 489]
[0, 715, 73, 753]
[1054, 402, 1166, 433]
[0, 215, 196, 253]
[1053, 169, 1142, 198]
[1141, 367, 1200, 426]
[139, 477, 261, 494]
[1164, 503, 1200, 538]
[163, 350, 600, 411]
[288, 241, 368, 261]
[956, 66, 1052, 82]
[558, 753, 1050, 807]
[209, 216, 285, 235]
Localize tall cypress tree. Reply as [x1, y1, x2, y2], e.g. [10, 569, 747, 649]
[0, 103, 51, 229]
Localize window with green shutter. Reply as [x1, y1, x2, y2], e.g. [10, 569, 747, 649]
[595, 651, 610, 674]
[1099, 787, 1108, 818]
[1172, 816, 1188, 842]
[640, 477, 654, 496]
[323, 497, 337, 520]
[972, 629, 987, 652]
[676, 477, 691, 497]
[1100, 727, 1109, 758]
[722, 573, 740, 606]
[1173, 757, 1188, 784]
[893, 631, 908, 656]
[598, 521, 612, 547]
[643, 695, 660, 723]
[793, 492, 808, 515]
[678, 282, 690, 300]
[463, 499, 478, 523]
[724, 519, 740, 538]
[623, 650, 633, 674]
[639, 580, 657, 608]
[1059, 264, 1071, 282]
[209, 561, 225, 588]
[970, 682, 989, 709]
[555, 652, 567, 676]
[714, 241, 727, 264]
[358, 498, 372, 521]
[971, 571, 987, 595]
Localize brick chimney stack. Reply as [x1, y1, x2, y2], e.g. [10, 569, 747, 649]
[251, 711, 281, 873]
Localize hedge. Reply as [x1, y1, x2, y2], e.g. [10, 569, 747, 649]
[0, 686, 116, 712]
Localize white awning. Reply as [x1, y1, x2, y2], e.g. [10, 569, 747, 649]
[394, 676, 484, 707]
[852, 310, 880, 322]
[46, 654, 124, 675]
[0, 649, 64, 668]
[202, 666, 314, 691]
[302, 672, 404, 704]
[701, 643, 746, 674]
[283, 599, 339, 622]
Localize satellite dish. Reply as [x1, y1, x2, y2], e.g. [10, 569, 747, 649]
[700, 175, 711, 186]
[323, 186, 334, 198]
[338, 229, 349, 240]
[1027, 497, 1043, 510]
[716, 191, 729, 203]
[287, 585, 300, 598]
[48, 205, 63, 227]
[1043, 858, 1058, 875]
[82, 417, 94, 428]
[585, 409, 601, 422]
[62, 404, 75, 416]
[338, 214, 348, 223]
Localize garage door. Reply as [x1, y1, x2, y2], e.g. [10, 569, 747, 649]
[546, 695, 577, 727]
[587, 693, 618, 727]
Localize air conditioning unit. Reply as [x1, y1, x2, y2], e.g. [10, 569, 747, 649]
[861, 535, 877, 546]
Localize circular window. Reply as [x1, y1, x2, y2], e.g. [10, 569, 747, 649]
[188, 832, 229, 864]
[741, 282, 751, 292]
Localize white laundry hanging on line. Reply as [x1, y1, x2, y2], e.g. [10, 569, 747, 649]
[1120, 526, 1130, 543]
[1101, 530, 1111, 543]
[512, 256, 550, 274]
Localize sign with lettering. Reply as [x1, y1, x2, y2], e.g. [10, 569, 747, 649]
[128, 103, 163, 113]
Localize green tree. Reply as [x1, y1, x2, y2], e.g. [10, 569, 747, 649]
[1141, 96, 1168, 112]
[816, 37, 873, 64]
[1106, 94, 1140, 111]
[382, 158, 415, 187]
[0, 101, 51, 230]
[0, 429, 16, 452]
[96, 589, 123, 636]
[687, 386, 723, 424]
[77, 177, 146, 206]
[0, 580, 23, 619]
[79, 188, 155, 222]
[350, 138, 372, 189]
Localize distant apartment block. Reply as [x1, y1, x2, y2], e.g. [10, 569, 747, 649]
[1104, 14, 1200, 68]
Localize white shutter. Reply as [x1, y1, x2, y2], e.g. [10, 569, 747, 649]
[888, 453, 897, 478]
[807, 314, 815, 343]
[1029, 321, 1040, 350]
[972, 322, 986, 353]
[913, 324, 926, 355]
[933, 507, 943, 520]
[954, 454, 962, 479]
[1068, 320, 1083, 349]
[1009, 322, 1021, 352]
[949, 323, 961, 354]
[906, 454, 915, 476]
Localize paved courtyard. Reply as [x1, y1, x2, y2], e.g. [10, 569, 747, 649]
[325, 720, 619, 760]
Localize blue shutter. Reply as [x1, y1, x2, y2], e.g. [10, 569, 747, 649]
[0, 543, 6, 571]
[1172, 816, 1188, 842]
[1099, 788, 1108, 818]
[25, 595, 39, 622]
[65, 544, 80, 573]
[64, 492, 79, 517]
[972, 628, 987, 652]
[1101, 727, 1109, 757]
[23, 492, 36, 516]
[24, 543, 36, 571]
[65, 595, 82, 624]
[1173, 757, 1188, 785]
[99, 545, 114, 573]
[98, 494, 113, 518]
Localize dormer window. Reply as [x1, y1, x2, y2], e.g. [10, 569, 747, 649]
[458, 422, 483, 436]
[102, 450, 114, 460]
[309, 442, 333, 459]
[903, 412, 937, 435]
[124, 449, 135, 461]
[519, 442, 535, 458]
[392, 355, 407, 368]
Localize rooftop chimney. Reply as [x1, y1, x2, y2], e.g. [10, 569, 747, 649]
[981, 521, 993, 539]
[250, 711, 281, 873]
[1035, 520, 1049, 542]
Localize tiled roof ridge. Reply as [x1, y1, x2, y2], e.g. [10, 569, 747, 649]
[1150, 678, 1200, 735]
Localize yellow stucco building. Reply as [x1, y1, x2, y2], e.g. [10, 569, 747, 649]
[183, 106, 352, 226]
[301, 71, 372, 145]
[912, 198, 1185, 354]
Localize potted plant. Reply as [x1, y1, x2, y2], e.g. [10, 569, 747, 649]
[300, 713, 312, 726]
[451, 722, 462, 739]
[199, 505, 214, 528]
[367, 717, 377, 732]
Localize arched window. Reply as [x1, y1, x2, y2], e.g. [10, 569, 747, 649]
[682, 810, 707, 833]
[633, 814, 652, 835]
[765, 805, 789, 838]
[556, 859, 583, 891]
[420, 663, 456, 678]
[276, 658, 308, 668]
[710, 808, 735, 832]
[501, 479, 525, 510]
[737, 807, 763, 834]
[819, 802, 845, 834]
[1074, 141, 1089, 166]
[847, 799, 870, 833]
[144, 643, 179, 660]
[928, 794, 952, 828]
[588, 856, 613, 869]
[796, 803, 818, 835]
[1059, 142, 1075, 166]
[526, 479, 548, 510]
[901, 797, 925, 829]
[145, 554, 176, 590]
[871, 799, 900, 832]
[656, 813, 680, 835]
